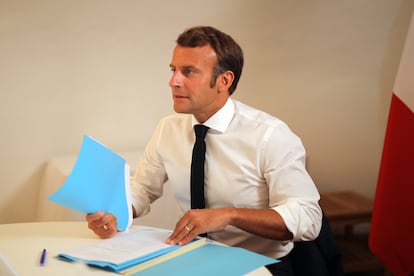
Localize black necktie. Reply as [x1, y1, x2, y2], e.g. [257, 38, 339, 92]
[191, 124, 209, 210]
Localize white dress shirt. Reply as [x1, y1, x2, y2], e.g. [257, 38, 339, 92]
[131, 98, 322, 259]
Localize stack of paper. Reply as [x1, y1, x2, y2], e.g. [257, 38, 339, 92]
[57, 228, 278, 275]
[48, 135, 132, 230]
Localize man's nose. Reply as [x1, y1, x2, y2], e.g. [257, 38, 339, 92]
[169, 71, 182, 87]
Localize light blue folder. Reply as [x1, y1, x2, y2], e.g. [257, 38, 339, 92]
[48, 135, 132, 230]
[133, 243, 279, 276]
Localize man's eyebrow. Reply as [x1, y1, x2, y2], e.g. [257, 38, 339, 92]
[182, 65, 201, 72]
[169, 64, 200, 72]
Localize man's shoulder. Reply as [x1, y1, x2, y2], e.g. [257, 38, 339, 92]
[233, 100, 301, 144]
[233, 100, 284, 126]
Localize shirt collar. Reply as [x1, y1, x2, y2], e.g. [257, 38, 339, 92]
[192, 98, 235, 134]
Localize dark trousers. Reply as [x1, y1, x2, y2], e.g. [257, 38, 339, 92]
[265, 254, 294, 276]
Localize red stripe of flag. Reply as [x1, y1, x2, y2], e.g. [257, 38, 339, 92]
[369, 14, 414, 271]
[369, 93, 414, 275]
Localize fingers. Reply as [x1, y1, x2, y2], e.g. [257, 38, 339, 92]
[166, 210, 205, 246]
[85, 211, 104, 223]
[85, 211, 118, 239]
[166, 224, 197, 246]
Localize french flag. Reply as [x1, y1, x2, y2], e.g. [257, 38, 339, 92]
[369, 12, 414, 275]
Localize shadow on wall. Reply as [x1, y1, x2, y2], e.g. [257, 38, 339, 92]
[0, 163, 46, 223]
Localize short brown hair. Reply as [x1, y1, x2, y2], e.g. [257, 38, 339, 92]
[176, 26, 243, 95]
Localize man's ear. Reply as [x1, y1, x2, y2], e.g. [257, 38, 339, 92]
[218, 71, 235, 93]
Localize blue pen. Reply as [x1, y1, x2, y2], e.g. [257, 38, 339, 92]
[40, 249, 47, 266]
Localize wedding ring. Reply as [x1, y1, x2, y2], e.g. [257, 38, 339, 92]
[184, 225, 191, 232]
[103, 224, 108, 230]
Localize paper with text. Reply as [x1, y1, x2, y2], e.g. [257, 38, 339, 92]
[58, 228, 179, 272]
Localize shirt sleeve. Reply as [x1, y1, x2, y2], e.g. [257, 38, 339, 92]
[262, 122, 322, 241]
[130, 121, 168, 217]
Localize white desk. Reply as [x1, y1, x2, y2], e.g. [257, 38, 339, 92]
[0, 221, 270, 275]
[36, 151, 181, 229]
[0, 221, 116, 275]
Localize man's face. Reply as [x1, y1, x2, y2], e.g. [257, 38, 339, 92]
[169, 44, 225, 123]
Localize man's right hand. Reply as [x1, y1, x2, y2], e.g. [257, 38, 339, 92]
[85, 211, 118, 239]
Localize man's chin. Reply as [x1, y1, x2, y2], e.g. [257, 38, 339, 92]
[173, 105, 191, 114]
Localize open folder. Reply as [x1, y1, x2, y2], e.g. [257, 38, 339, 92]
[57, 228, 278, 275]
[48, 135, 132, 230]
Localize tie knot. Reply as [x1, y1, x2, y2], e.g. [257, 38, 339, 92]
[194, 124, 209, 139]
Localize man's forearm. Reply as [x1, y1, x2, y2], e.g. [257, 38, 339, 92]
[229, 208, 293, 241]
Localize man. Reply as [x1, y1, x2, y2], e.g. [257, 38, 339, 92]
[86, 26, 322, 275]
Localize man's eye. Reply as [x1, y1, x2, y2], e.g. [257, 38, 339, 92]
[183, 68, 194, 75]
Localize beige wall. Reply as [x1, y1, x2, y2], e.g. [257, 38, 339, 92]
[1, 0, 413, 223]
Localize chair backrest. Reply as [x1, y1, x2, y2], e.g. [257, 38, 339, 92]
[290, 214, 344, 276]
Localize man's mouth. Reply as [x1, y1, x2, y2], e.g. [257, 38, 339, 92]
[174, 94, 190, 99]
